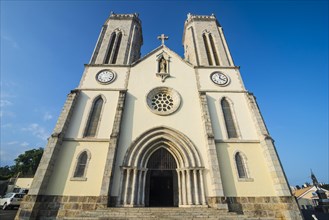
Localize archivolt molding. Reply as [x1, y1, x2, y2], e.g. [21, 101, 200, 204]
[122, 126, 203, 169]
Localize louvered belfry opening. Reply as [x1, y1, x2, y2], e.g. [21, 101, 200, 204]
[146, 148, 178, 207]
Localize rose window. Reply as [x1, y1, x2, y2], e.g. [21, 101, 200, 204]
[146, 87, 181, 116]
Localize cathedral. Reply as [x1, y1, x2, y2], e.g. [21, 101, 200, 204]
[16, 13, 302, 219]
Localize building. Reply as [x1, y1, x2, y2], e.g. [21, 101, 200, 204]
[16, 13, 302, 219]
[293, 186, 329, 210]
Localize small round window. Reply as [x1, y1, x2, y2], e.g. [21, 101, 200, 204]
[146, 87, 181, 116]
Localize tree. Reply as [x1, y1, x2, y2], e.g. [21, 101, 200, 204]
[0, 166, 15, 180]
[13, 148, 44, 177]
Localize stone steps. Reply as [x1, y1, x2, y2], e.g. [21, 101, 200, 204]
[63, 207, 276, 220]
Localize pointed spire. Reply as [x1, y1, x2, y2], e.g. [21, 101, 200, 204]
[311, 169, 320, 189]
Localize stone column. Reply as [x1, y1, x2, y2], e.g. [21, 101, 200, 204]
[123, 168, 131, 205]
[141, 169, 148, 206]
[130, 168, 138, 206]
[181, 169, 187, 205]
[199, 169, 206, 205]
[193, 169, 200, 205]
[116, 168, 125, 206]
[136, 169, 143, 206]
[186, 169, 193, 205]
[177, 169, 182, 206]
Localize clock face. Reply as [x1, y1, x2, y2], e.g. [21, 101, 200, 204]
[210, 72, 230, 86]
[96, 70, 116, 84]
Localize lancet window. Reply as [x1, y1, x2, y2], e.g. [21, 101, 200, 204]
[221, 98, 238, 138]
[104, 31, 122, 64]
[203, 32, 220, 66]
[203, 33, 213, 66]
[73, 151, 90, 178]
[84, 96, 104, 137]
[235, 152, 247, 179]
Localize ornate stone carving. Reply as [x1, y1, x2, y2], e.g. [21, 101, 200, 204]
[156, 51, 170, 82]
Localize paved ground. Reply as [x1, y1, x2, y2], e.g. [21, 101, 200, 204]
[0, 208, 18, 220]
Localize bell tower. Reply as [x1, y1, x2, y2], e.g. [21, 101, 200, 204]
[90, 12, 143, 65]
[183, 13, 234, 67]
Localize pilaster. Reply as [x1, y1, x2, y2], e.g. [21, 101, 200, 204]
[100, 91, 127, 202]
[198, 91, 227, 210]
[246, 93, 292, 196]
[16, 90, 80, 219]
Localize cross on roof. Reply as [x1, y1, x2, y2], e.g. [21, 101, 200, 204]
[157, 34, 169, 45]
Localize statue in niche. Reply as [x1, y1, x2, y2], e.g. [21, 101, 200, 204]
[159, 58, 167, 73]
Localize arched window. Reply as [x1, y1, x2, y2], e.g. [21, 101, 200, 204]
[235, 152, 247, 178]
[104, 32, 116, 64]
[221, 98, 238, 138]
[111, 32, 122, 64]
[74, 151, 89, 178]
[209, 34, 220, 66]
[203, 34, 213, 66]
[84, 97, 103, 137]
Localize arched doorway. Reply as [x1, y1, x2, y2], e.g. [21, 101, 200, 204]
[145, 148, 178, 207]
[117, 127, 207, 207]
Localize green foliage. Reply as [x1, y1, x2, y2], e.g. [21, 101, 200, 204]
[13, 148, 44, 177]
[0, 166, 15, 180]
[0, 148, 44, 179]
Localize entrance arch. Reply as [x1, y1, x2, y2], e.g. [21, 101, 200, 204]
[146, 148, 178, 207]
[117, 126, 207, 207]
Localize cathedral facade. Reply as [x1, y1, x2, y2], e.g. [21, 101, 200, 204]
[17, 13, 301, 219]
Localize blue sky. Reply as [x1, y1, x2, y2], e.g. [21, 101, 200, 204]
[1, 1, 328, 186]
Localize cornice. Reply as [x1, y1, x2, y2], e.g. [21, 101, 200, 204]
[215, 139, 260, 144]
[63, 138, 111, 142]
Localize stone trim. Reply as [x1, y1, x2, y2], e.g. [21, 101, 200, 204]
[70, 177, 87, 181]
[63, 138, 111, 142]
[219, 96, 242, 139]
[238, 178, 254, 182]
[215, 139, 260, 143]
[78, 88, 127, 92]
[16, 90, 80, 219]
[232, 150, 252, 180]
[227, 196, 302, 219]
[198, 92, 227, 210]
[85, 63, 131, 68]
[16, 195, 301, 219]
[246, 93, 292, 197]
[90, 25, 108, 64]
[199, 90, 248, 93]
[118, 126, 206, 207]
[82, 95, 106, 138]
[194, 66, 240, 69]
[16, 195, 108, 219]
[100, 91, 127, 198]
[70, 149, 92, 180]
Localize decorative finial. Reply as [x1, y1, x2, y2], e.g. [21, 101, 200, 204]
[157, 34, 169, 45]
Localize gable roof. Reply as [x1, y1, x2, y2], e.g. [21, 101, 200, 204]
[293, 186, 329, 199]
[131, 44, 193, 68]
[293, 186, 313, 198]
